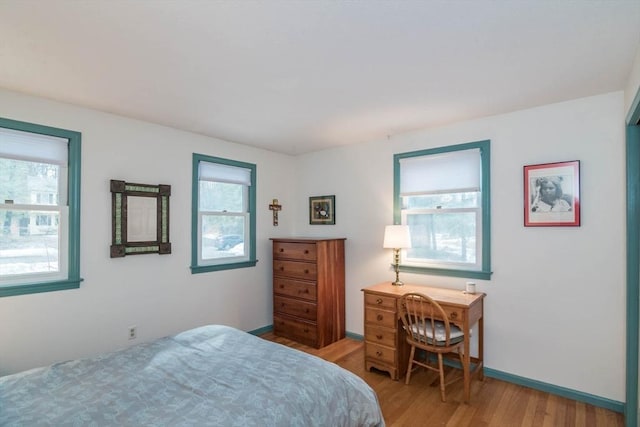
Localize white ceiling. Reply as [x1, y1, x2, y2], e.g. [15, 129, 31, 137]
[1, 0, 639, 155]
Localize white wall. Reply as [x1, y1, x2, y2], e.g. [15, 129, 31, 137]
[625, 44, 640, 121]
[0, 88, 297, 375]
[0, 88, 627, 403]
[294, 92, 626, 402]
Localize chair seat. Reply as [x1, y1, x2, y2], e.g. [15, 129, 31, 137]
[409, 320, 465, 346]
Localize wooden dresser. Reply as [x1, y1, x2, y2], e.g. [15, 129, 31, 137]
[271, 238, 346, 348]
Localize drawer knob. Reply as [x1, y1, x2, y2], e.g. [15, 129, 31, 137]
[305, 308, 309, 313]
[280, 267, 284, 271]
[376, 314, 383, 321]
[304, 250, 309, 254]
[304, 269, 309, 274]
[376, 351, 383, 357]
[298, 289, 309, 294]
[376, 334, 383, 340]
[279, 248, 284, 252]
[450, 312, 458, 320]
[376, 298, 383, 305]
[279, 284, 284, 288]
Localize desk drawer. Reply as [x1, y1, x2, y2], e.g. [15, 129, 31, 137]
[365, 325, 396, 347]
[443, 306, 464, 324]
[365, 307, 396, 328]
[364, 293, 396, 311]
[365, 342, 396, 365]
[274, 295, 317, 321]
[397, 299, 464, 325]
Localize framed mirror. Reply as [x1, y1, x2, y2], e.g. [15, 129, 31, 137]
[110, 180, 171, 257]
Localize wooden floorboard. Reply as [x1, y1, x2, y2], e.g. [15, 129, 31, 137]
[260, 333, 624, 427]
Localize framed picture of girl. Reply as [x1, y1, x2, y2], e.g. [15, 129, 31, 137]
[524, 160, 580, 227]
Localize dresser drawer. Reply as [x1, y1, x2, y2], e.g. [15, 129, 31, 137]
[273, 278, 317, 302]
[365, 307, 396, 328]
[274, 295, 317, 321]
[273, 242, 317, 261]
[365, 325, 396, 347]
[364, 293, 397, 311]
[273, 260, 317, 280]
[365, 342, 396, 365]
[273, 315, 317, 347]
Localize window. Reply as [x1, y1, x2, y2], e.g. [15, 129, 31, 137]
[191, 153, 256, 273]
[393, 140, 491, 279]
[0, 117, 82, 297]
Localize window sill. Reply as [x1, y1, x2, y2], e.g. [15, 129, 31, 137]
[399, 265, 492, 280]
[190, 260, 258, 274]
[0, 278, 83, 298]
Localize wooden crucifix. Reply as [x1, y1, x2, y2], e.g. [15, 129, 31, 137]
[269, 198, 282, 226]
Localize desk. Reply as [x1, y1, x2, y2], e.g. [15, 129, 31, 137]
[362, 282, 485, 401]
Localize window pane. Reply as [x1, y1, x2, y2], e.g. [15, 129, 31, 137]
[406, 212, 476, 264]
[403, 192, 479, 209]
[201, 214, 245, 260]
[199, 181, 243, 212]
[0, 209, 60, 276]
[0, 158, 60, 205]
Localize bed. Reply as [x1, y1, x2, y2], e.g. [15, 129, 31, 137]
[0, 325, 384, 426]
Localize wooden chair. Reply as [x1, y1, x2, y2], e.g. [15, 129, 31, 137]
[399, 292, 467, 402]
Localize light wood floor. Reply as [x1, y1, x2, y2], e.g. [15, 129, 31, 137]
[260, 333, 624, 427]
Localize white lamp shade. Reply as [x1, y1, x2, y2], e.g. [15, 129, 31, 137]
[383, 225, 412, 249]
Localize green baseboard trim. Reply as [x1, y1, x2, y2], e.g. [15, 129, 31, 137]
[248, 325, 273, 336]
[346, 331, 364, 340]
[484, 368, 624, 414]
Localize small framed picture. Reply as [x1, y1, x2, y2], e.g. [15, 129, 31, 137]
[524, 160, 580, 227]
[309, 195, 335, 225]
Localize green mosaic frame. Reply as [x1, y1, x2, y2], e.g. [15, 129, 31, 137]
[110, 180, 171, 257]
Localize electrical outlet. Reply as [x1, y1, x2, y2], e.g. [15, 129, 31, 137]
[128, 326, 137, 340]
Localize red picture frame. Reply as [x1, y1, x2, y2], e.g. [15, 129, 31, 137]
[524, 160, 580, 227]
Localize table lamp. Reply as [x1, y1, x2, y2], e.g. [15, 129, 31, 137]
[383, 225, 411, 286]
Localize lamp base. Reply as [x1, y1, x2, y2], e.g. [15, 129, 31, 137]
[391, 249, 404, 286]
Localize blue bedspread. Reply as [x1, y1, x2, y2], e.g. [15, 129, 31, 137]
[0, 325, 384, 426]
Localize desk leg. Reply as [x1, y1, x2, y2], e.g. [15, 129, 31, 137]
[463, 327, 471, 402]
[478, 316, 484, 381]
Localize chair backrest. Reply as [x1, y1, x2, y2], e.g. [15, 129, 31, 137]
[399, 292, 457, 348]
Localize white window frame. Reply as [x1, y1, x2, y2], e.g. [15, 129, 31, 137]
[197, 185, 250, 266]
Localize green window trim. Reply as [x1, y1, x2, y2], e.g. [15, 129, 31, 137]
[0, 117, 82, 297]
[393, 139, 492, 280]
[190, 153, 257, 273]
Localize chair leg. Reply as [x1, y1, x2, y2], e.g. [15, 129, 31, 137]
[405, 345, 416, 385]
[437, 353, 446, 402]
